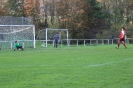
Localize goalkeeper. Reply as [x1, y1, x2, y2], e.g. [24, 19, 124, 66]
[14, 41, 23, 51]
[53, 33, 59, 48]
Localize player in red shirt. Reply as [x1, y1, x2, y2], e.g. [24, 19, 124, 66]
[116, 27, 127, 49]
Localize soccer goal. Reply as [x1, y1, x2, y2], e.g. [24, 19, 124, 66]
[36, 28, 68, 47]
[0, 25, 35, 49]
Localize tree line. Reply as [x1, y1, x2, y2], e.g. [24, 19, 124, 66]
[0, 0, 133, 39]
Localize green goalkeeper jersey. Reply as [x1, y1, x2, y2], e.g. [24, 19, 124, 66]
[14, 43, 21, 49]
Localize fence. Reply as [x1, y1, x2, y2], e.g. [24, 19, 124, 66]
[36, 38, 133, 47]
[1, 38, 132, 49]
[0, 16, 34, 49]
[66, 38, 133, 46]
[0, 16, 33, 25]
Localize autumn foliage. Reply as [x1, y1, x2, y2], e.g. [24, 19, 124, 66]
[3, 0, 133, 39]
[24, 0, 38, 17]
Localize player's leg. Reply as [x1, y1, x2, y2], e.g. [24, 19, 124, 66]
[18, 46, 23, 50]
[118, 39, 121, 48]
[121, 40, 127, 48]
[116, 39, 120, 49]
[54, 42, 55, 48]
[21, 46, 24, 50]
[55, 41, 57, 48]
[54, 41, 58, 48]
[16, 46, 19, 50]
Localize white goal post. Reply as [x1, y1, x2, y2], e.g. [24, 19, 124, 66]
[46, 28, 68, 47]
[0, 25, 35, 49]
[36, 28, 69, 47]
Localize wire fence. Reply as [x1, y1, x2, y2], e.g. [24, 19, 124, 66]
[0, 16, 34, 49]
[1, 38, 132, 49]
[0, 16, 33, 25]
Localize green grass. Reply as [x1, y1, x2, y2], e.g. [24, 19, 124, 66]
[0, 44, 133, 88]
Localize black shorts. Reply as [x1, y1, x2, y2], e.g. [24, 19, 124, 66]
[16, 46, 22, 49]
[54, 41, 58, 44]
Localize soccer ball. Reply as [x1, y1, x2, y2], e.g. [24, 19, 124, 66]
[41, 44, 45, 47]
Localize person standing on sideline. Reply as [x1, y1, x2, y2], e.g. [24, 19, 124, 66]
[116, 27, 127, 49]
[53, 33, 59, 48]
[14, 41, 23, 51]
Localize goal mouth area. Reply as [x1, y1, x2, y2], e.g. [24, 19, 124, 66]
[0, 25, 36, 49]
[36, 28, 69, 47]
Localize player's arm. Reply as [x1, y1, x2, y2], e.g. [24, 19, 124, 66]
[125, 34, 127, 38]
[18, 43, 20, 46]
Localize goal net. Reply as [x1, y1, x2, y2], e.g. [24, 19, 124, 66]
[0, 25, 35, 49]
[36, 28, 68, 47]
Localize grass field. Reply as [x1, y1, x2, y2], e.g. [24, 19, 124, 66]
[0, 44, 133, 88]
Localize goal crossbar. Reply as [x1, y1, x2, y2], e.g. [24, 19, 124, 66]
[45, 28, 69, 47]
[0, 25, 36, 49]
[0, 27, 31, 34]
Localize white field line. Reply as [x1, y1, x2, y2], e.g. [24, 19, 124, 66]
[0, 58, 132, 68]
[87, 58, 133, 67]
[16, 58, 133, 67]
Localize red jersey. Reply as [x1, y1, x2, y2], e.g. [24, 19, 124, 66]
[119, 30, 126, 39]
